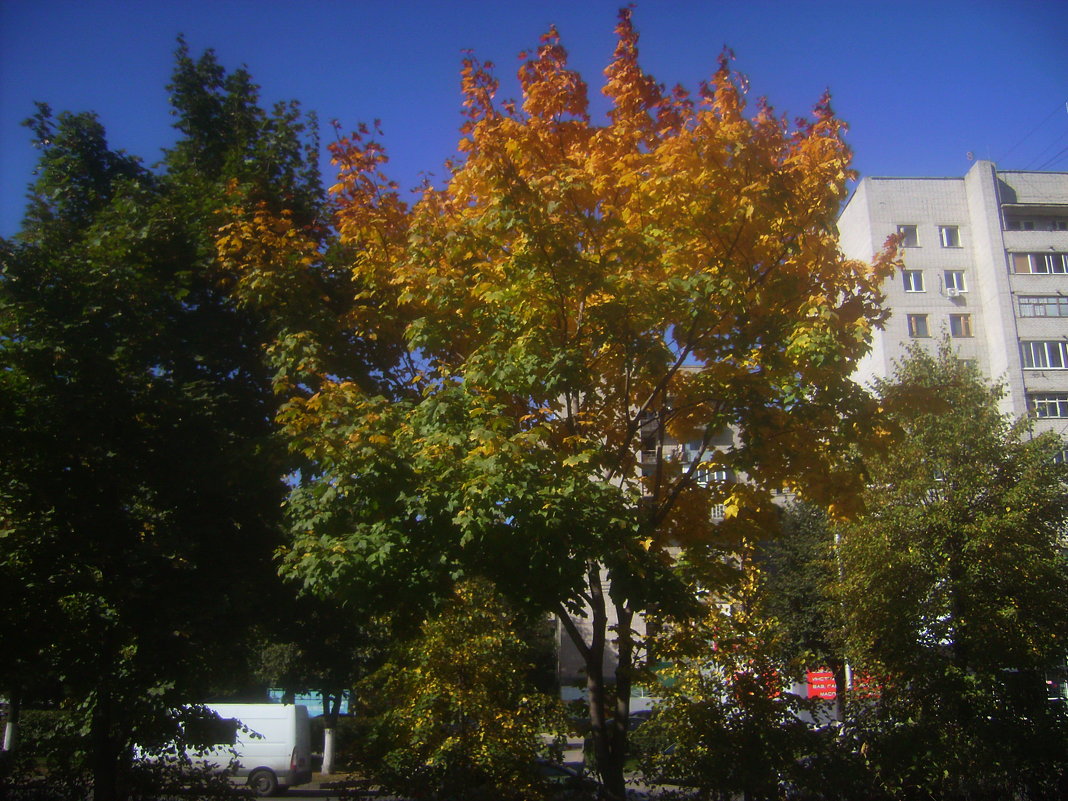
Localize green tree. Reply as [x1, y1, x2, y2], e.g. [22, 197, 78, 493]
[837, 341, 1068, 800]
[0, 44, 330, 799]
[239, 11, 897, 798]
[352, 579, 565, 801]
[252, 594, 390, 775]
[637, 547, 870, 801]
[758, 503, 848, 720]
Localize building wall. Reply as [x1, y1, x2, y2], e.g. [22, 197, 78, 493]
[838, 161, 1068, 444]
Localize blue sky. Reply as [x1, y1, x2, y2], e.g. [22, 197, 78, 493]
[2, 0, 1066, 238]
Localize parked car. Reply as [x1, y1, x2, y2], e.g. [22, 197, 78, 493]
[138, 703, 312, 796]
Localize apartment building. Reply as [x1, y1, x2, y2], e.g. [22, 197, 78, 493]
[837, 160, 1068, 444]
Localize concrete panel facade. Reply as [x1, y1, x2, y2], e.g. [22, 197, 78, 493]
[838, 161, 1068, 445]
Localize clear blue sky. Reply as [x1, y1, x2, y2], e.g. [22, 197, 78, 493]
[2, 0, 1066, 238]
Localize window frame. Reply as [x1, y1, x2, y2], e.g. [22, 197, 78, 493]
[1021, 340, 1068, 369]
[907, 314, 930, 338]
[1019, 295, 1068, 317]
[949, 313, 973, 338]
[938, 225, 961, 248]
[944, 270, 966, 293]
[1031, 394, 1068, 419]
[694, 466, 731, 487]
[903, 270, 925, 293]
[897, 224, 919, 247]
[1013, 252, 1068, 274]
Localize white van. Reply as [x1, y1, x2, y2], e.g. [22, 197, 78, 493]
[185, 703, 313, 796]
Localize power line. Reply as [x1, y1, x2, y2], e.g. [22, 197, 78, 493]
[1033, 142, 1068, 172]
[998, 100, 1067, 166]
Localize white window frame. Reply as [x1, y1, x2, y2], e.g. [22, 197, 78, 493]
[907, 314, 930, 338]
[1013, 252, 1068, 274]
[1021, 340, 1068, 369]
[1041, 253, 1068, 274]
[695, 467, 730, 486]
[1019, 296, 1068, 317]
[949, 314, 973, 338]
[944, 270, 966, 293]
[897, 224, 919, 247]
[903, 270, 925, 292]
[1031, 394, 1068, 418]
[938, 225, 960, 248]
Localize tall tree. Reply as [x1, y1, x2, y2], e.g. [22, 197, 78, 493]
[244, 11, 896, 796]
[0, 43, 330, 799]
[837, 341, 1068, 800]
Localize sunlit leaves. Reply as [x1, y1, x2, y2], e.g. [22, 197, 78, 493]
[354, 579, 566, 800]
[266, 4, 900, 638]
[218, 10, 900, 796]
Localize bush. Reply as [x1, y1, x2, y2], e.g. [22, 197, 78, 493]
[348, 579, 568, 800]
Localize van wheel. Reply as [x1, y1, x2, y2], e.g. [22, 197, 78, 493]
[248, 768, 279, 796]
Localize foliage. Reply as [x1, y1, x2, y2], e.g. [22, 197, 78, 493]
[638, 551, 860, 801]
[0, 708, 241, 801]
[757, 503, 840, 670]
[252, 594, 392, 774]
[236, 9, 896, 797]
[350, 579, 567, 801]
[0, 42, 327, 800]
[837, 340, 1068, 800]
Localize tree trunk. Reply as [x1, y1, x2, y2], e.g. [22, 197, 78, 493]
[608, 601, 634, 801]
[2, 695, 18, 751]
[557, 562, 631, 801]
[320, 690, 342, 775]
[322, 726, 336, 775]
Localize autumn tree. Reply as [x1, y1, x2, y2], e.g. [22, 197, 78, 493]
[255, 10, 896, 797]
[837, 342, 1068, 800]
[350, 579, 565, 801]
[0, 43, 333, 800]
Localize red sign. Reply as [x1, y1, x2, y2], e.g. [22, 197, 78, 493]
[806, 668, 837, 700]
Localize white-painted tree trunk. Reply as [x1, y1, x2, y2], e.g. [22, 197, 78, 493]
[2, 698, 17, 751]
[322, 726, 336, 775]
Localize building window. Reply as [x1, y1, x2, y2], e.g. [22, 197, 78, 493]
[903, 270, 925, 292]
[907, 314, 930, 338]
[897, 224, 919, 247]
[1031, 394, 1068, 418]
[949, 314, 972, 338]
[1012, 252, 1068, 274]
[695, 467, 730, 486]
[1021, 340, 1068, 369]
[938, 225, 960, 247]
[944, 270, 966, 294]
[1019, 295, 1068, 317]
